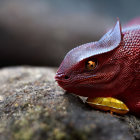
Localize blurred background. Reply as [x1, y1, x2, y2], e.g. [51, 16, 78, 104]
[0, 0, 139, 67]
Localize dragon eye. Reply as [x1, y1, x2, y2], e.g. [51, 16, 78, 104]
[86, 59, 98, 70]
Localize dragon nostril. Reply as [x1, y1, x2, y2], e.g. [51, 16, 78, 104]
[64, 75, 69, 79]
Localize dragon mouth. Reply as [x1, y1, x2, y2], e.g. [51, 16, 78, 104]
[55, 64, 121, 94]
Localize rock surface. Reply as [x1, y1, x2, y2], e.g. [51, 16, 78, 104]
[0, 67, 139, 140]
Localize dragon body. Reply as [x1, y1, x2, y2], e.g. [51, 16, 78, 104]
[55, 19, 140, 116]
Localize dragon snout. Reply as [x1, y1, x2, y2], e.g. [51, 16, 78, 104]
[55, 72, 70, 81]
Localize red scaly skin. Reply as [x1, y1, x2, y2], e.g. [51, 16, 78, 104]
[55, 19, 140, 117]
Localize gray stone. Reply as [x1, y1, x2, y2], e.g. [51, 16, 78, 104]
[0, 67, 139, 140]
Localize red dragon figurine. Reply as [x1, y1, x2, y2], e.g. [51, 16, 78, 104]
[55, 18, 140, 117]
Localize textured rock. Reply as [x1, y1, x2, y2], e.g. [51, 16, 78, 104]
[0, 67, 139, 140]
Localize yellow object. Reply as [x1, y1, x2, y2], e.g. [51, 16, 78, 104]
[14, 103, 19, 107]
[86, 97, 129, 115]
